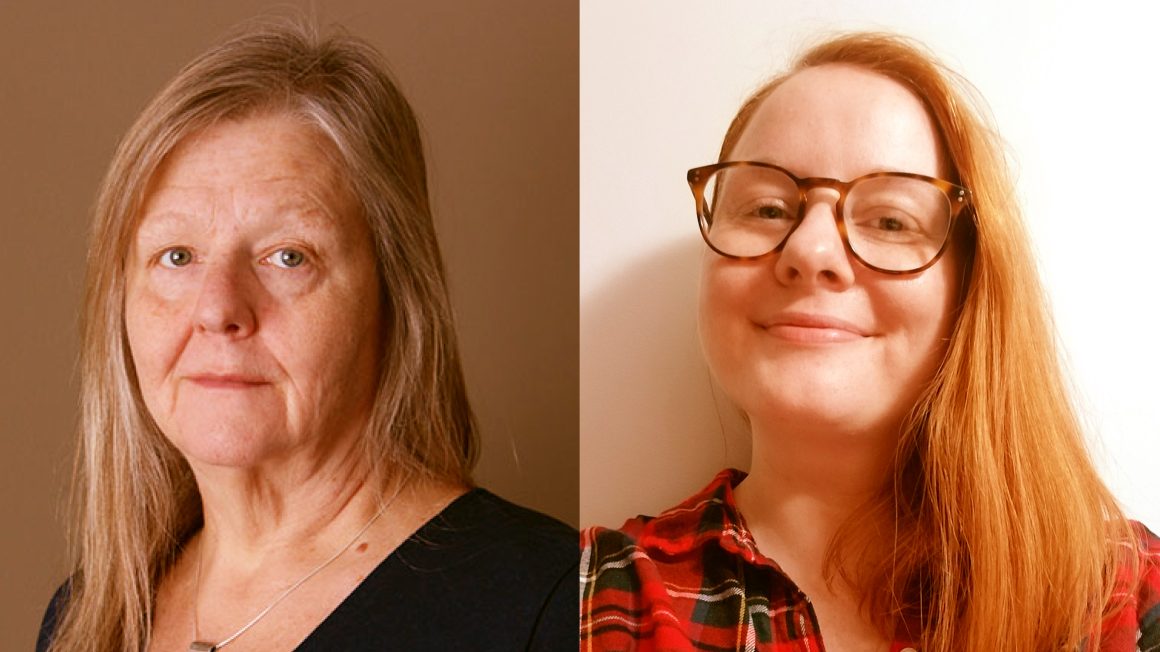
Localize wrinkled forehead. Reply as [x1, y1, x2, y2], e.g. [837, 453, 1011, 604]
[152, 113, 339, 191]
[135, 113, 357, 226]
[729, 64, 949, 181]
[121, 113, 373, 269]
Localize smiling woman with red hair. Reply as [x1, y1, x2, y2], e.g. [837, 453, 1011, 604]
[580, 32, 1159, 652]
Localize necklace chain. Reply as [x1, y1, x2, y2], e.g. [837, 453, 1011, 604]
[189, 484, 403, 651]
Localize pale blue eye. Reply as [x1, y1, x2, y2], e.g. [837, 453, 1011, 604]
[159, 247, 193, 268]
[269, 248, 306, 269]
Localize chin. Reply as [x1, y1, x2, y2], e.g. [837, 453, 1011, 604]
[162, 418, 288, 469]
[736, 373, 912, 440]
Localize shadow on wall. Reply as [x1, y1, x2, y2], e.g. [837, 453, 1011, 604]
[580, 237, 750, 528]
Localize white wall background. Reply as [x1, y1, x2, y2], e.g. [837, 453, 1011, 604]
[581, 0, 1160, 530]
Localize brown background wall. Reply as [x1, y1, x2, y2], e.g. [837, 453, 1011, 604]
[0, 1, 577, 647]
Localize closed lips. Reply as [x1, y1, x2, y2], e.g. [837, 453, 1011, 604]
[764, 312, 869, 335]
[186, 373, 270, 386]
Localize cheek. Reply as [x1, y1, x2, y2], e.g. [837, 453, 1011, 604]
[697, 257, 759, 379]
[874, 260, 961, 370]
[918, 257, 961, 344]
[275, 276, 382, 396]
[124, 278, 186, 385]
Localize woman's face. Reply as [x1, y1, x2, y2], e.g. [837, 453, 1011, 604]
[125, 112, 384, 469]
[698, 64, 962, 439]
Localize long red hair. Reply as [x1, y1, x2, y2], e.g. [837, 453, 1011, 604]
[720, 32, 1139, 650]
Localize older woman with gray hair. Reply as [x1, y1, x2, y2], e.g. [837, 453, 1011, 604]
[37, 21, 575, 652]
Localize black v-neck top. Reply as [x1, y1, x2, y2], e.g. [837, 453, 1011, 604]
[38, 489, 578, 651]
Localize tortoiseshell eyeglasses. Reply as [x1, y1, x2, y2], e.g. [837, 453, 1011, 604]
[687, 161, 972, 274]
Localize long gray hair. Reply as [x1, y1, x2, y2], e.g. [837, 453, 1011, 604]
[51, 19, 477, 651]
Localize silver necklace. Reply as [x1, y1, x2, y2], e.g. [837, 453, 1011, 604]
[188, 486, 403, 652]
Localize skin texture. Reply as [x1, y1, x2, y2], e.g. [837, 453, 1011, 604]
[699, 65, 960, 449]
[702, 65, 963, 651]
[126, 112, 383, 478]
[125, 113, 465, 650]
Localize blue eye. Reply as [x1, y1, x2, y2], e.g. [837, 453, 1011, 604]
[159, 247, 193, 268]
[268, 248, 306, 269]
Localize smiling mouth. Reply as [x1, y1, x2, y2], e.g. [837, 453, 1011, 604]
[764, 323, 865, 343]
[762, 312, 869, 344]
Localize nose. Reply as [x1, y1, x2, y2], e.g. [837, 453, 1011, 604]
[772, 191, 856, 289]
[191, 258, 258, 337]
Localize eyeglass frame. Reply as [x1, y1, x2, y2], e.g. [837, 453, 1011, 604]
[686, 161, 973, 275]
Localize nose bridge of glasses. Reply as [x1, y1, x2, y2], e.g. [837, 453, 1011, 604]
[781, 180, 845, 250]
[797, 177, 849, 219]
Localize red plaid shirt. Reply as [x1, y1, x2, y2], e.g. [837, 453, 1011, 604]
[580, 469, 1160, 651]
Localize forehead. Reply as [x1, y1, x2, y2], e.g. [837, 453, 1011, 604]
[158, 112, 338, 184]
[140, 112, 355, 224]
[730, 64, 947, 180]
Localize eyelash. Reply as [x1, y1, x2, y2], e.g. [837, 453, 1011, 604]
[157, 246, 194, 269]
[262, 247, 309, 269]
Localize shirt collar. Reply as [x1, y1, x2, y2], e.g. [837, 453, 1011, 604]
[630, 468, 925, 649]
[635, 468, 790, 574]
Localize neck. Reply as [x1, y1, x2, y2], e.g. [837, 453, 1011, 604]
[190, 435, 386, 571]
[736, 418, 898, 588]
[171, 436, 467, 651]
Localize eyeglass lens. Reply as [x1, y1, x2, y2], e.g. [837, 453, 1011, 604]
[700, 166, 953, 272]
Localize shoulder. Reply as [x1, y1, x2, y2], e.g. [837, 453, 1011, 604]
[1098, 521, 1160, 650]
[581, 520, 664, 650]
[36, 580, 71, 652]
[432, 489, 578, 651]
[1127, 522, 1160, 649]
[580, 516, 718, 651]
[303, 488, 576, 651]
[429, 487, 577, 570]
[579, 514, 674, 598]
[401, 487, 577, 596]
[580, 470, 756, 650]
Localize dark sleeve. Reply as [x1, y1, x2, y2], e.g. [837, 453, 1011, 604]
[527, 558, 579, 652]
[36, 581, 70, 652]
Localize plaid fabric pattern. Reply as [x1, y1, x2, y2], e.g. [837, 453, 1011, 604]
[580, 469, 1160, 652]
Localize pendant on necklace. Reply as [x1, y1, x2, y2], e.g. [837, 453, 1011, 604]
[189, 642, 218, 651]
